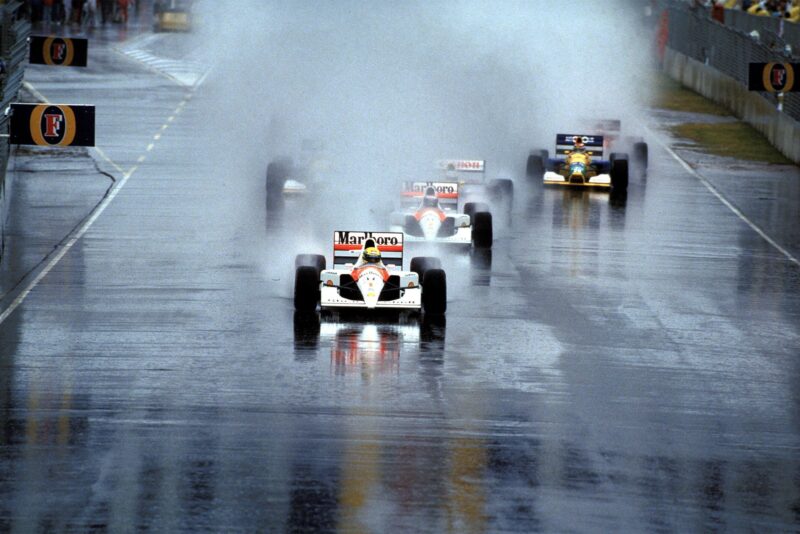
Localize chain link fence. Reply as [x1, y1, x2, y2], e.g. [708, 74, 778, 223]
[0, 0, 30, 263]
[658, 1, 800, 121]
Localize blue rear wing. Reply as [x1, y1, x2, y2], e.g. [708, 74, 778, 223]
[554, 134, 605, 160]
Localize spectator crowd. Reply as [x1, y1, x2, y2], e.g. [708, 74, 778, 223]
[21, 0, 141, 28]
[701, 0, 800, 21]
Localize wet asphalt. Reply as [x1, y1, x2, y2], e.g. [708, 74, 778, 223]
[1, 19, 800, 534]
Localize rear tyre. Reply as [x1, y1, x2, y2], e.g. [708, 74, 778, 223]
[610, 152, 629, 193]
[526, 154, 545, 179]
[422, 269, 447, 315]
[295, 254, 326, 275]
[294, 266, 320, 312]
[410, 256, 442, 282]
[472, 211, 493, 248]
[633, 141, 648, 170]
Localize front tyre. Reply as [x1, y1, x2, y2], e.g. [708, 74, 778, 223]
[610, 152, 629, 193]
[294, 265, 320, 312]
[295, 254, 326, 275]
[633, 142, 648, 170]
[422, 269, 447, 315]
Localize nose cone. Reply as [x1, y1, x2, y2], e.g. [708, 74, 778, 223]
[420, 211, 442, 240]
[356, 270, 385, 308]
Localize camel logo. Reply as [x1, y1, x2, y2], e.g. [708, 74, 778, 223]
[9, 103, 95, 147]
[29, 36, 88, 67]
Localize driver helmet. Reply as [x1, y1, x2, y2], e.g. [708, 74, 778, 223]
[422, 188, 439, 208]
[423, 195, 439, 208]
[362, 246, 382, 264]
[573, 136, 586, 149]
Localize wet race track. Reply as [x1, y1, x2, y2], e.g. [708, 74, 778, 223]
[2, 8, 800, 533]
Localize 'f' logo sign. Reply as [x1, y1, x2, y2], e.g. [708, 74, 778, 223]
[44, 114, 62, 138]
[763, 63, 795, 92]
[29, 105, 77, 146]
[772, 67, 786, 87]
[52, 43, 66, 61]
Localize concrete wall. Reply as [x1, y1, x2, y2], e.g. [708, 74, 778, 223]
[663, 47, 800, 164]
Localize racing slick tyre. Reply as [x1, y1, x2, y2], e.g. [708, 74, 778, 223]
[610, 153, 629, 193]
[422, 269, 447, 316]
[410, 256, 442, 283]
[472, 211, 493, 249]
[526, 154, 545, 179]
[633, 141, 648, 170]
[295, 254, 326, 275]
[463, 202, 490, 221]
[294, 266, 320, 312]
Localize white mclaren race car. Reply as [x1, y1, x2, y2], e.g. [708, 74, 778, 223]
[436, 159, 513, 215]
[389, 181, 493, 248]
[294, 231, 447, 315]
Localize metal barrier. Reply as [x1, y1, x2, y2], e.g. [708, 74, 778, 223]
[724, 8, 800, 49]
[658, 1, 800, 121]
[0, 0, 30, 263]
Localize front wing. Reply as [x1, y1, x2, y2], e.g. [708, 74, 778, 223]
[321, 285, 421, 309]
[389, 224, 472, 244]
[543, 171, 611, 188]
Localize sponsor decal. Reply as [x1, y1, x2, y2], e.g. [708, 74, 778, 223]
[438, 159, 485, 172]
[401, 181, 459, 199]
[748, 62, 798, 92]
[29, 36, 88, 67]
[556, 134, 603, 146]
[334, 231, 403, 249]
[10, 104, 95, 147]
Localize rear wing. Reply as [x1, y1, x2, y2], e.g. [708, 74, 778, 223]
[400, 181, 459, 209]
[436, 159, 485, 183]
[555, 134, 605, 160]
[333, 231, 403, 269]
[588, 119, 620, 133]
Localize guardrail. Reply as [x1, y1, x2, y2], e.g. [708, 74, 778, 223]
[660, 2, 800, 121]
[655, 0, 800, 162]
[724, 8, 800, 50]
[0, 0, 30, 263]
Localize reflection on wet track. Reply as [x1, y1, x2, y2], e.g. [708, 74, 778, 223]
[1, 21, 800, 534]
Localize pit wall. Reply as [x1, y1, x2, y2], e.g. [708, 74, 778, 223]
[663, 47, 800, 164]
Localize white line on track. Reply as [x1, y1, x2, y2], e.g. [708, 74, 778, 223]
[646, 126, 800, 267]
[0, 86, 196, 325]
